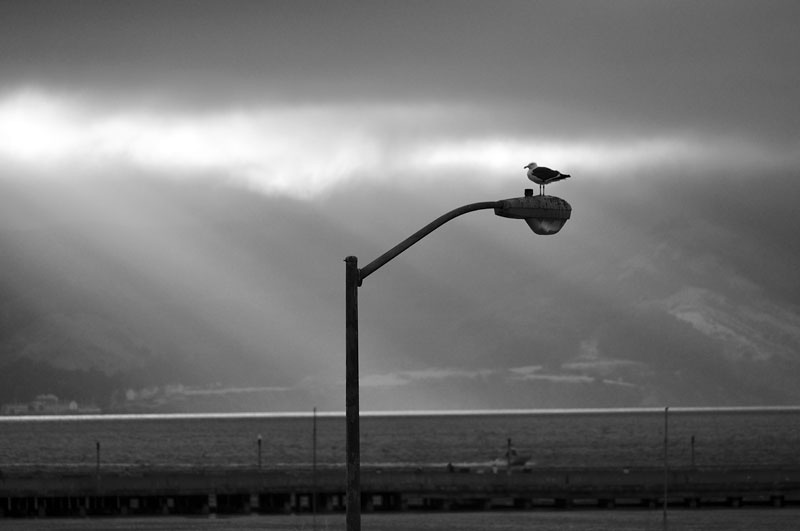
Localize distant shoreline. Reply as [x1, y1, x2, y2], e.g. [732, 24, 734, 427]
[2, 405, 800, 422]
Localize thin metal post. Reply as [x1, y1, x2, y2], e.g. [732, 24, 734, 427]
[663, 406, 669, 527]
[257, 434, 262, 469]
[345, 256, 360, 531]
[507, 438, 512, 475]
[313, 406, 317, 529]
[95, 440, 101, 493]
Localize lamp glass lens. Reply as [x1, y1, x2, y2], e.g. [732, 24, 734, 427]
[525, 218, 566, 235]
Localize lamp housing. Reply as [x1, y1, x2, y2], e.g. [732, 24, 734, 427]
[494, 190, 572, 235]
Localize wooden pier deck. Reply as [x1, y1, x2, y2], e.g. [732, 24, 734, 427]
[2, 465, 800, 517]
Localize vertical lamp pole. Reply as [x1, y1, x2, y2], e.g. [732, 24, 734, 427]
[344, 190, 571, 531]
[345, 256, 360, 531]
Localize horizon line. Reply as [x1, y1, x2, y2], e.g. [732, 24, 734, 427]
[3, 405, 800, 422]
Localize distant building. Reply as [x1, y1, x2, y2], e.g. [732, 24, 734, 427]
[1, 394, 101, 415]
[1, 403, 30, 415]
[31, 394, 62, 413]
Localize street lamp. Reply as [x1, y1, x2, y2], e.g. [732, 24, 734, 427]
[344, 187, 571, 530]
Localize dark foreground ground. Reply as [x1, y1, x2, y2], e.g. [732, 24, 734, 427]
[2, 509, 800, 531]
[3, 465, 799, 516]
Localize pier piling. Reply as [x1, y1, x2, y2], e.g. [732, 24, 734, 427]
[1, 465, 799, 518]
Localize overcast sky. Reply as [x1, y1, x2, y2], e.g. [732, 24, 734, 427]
[2, 1, 800, 410]
[3, 1, 799, 194]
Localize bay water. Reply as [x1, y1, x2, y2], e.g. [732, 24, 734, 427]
[2, 407, 799, 473]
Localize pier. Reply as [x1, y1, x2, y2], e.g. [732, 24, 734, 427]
[2, 466, 800, 517]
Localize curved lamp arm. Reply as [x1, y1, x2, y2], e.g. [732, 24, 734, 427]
[357, 201, 501, 285]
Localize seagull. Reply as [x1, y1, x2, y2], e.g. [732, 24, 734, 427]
[524, 163, 571, 195]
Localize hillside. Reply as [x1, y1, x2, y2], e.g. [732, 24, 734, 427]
[2, 173, 799, 411]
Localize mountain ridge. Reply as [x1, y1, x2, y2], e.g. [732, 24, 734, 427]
[1, 173, 799, 411]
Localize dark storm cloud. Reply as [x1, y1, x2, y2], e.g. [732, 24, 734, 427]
[3, 1, 799, 195]
[3, 1, 799, 141]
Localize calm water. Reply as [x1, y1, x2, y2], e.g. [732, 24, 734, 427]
[2, 408, 800, 473]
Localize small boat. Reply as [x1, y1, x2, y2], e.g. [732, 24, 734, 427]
[493, 447, 531, 467]
[492, 439, 532, 468]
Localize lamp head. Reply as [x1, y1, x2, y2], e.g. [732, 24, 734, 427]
[494, 189, 572, 235]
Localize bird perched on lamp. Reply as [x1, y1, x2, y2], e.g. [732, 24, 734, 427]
[524, 163, 571, 195]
